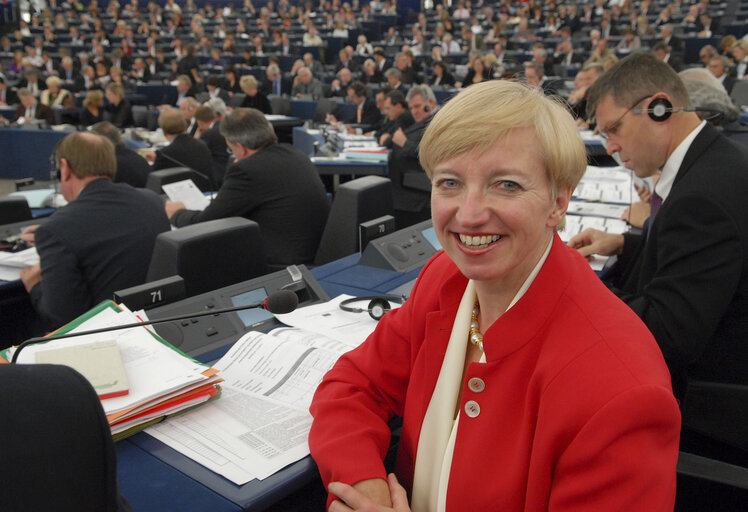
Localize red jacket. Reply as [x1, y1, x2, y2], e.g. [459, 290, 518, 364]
[309, 236, 680, 511]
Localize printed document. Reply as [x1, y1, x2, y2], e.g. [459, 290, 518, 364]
[146, 324, 366, 484]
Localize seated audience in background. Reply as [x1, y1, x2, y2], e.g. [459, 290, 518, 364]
[653, 41, 684, 72]
[104, 83, 134, 128]
[431, 61, 455, 88]
[19, 132, 170, 330]
[165, 108, 330, 266]
[309, 80, 680, 512]
[291, 67, 323, 99]
[239, 75, 272, 114]
[205, 74, 230, 103]
[194, 104, 230, 187]
[731, 39, 748, 79]
[223, 66, 242, 94]
[569, 55, 748, 479]
[39, 76, 74, 109]
[180, 96, 199, 136]
[79, 90, 105, 127]
[389, 84, 437, 228]
[151, 107, 213, 182]
[91, 121, 152, 188]
[326, 81, 382, 132]
[261, 64, 292, 96]
[0, 77, 19, 106]
[376, 90, 415, 147]
[679, 67, 748, 147]
[707, 55, 736, 94]
[17, 68, 44, 96]
[13, 88, 54, 125]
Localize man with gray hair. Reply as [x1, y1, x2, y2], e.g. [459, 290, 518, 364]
[261, 63, 291, 96]
[291, 66, 323, 99]
[388, 84, 437, 228]
[165, 108, 330, 266]
[680, 67, 747, 146]
[706, 55, 736, 94]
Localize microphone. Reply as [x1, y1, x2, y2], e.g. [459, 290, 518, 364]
[10, 290, 299, 363]
[158, 150, 216, 196]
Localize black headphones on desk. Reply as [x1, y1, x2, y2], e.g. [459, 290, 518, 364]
[339, 295, 405, 320]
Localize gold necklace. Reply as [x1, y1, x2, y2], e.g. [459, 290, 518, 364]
[469, 300, 484, 350]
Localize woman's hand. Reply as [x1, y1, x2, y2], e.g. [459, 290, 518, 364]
[328, 474, 410, 512]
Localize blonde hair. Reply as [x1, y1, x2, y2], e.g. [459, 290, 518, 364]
[83, 89, 103, 109]
[420, 80, 586, 198]
[240, 74, 258, 91]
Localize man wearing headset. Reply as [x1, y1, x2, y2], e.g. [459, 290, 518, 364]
[568, 54, 748, 487]
[388, 84, 437, 229]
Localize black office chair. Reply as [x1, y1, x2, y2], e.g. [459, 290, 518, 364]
[228, 93, 246, 108]
[145, 166, 212, 194]
[314, 176, 394, 266]
[675, 381, 748, 511]
[146, 217, 267, 297]
[0, 364, 131, 512]
[0, 196, 33, 224]
[268, 94, 291, 116]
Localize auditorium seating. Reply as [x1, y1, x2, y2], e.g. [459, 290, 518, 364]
[314, 175, 393, 265]
[146, 217, 267, 297]
[0, 364, 128, 512]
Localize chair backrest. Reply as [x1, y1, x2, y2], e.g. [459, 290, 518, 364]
[131, 105, 152, 129]
[268, 94, 291, 116]
[146, 217, 267, 297]
[228, 93, 246, 108]
[314, 97, 338, 123]
[145, 167, 212, 193]
[0, 364, 124, 512]
[314, 175, 394, 266]
[0, 196, 33, 224]
[730, 80, 748, 108]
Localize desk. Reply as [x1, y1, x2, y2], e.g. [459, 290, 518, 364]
[0, 129, 68, 180]
[116, 255, 421, 511]
[293, 127, 389, 189]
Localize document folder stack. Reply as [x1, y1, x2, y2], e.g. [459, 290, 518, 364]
[2, 301, 223, 440]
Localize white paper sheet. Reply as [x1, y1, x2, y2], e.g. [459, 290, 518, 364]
[162, 179, 211, 211]
[147, 326, 351, 483]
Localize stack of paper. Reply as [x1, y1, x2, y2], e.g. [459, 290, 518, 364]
[145, 295, 393, 484]
[0, 247, 39, 281]
[342, 148, 389, 162]
[4, 301, 223, 439]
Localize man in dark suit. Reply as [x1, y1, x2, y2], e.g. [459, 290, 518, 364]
[152, 108, 214, 184]
[346, 82, 382, 131]
[91, 121, 152, 188]
[19, 131, 170, 329]
[16, 68, 44, 97]
[194, 104, 230, 187]
[389, 85, 437, 228]
[376, 90, 415, 147]
[260, 64, 292, 96]
[708, 55, 737, 94]
[653, 41, 684, 73]
[58, 56, 85, 92]
[657, 24, 683, 53]
[570, 54, 748, 413]
[13, 88, 54, 125]
[165, 108, 330, 266]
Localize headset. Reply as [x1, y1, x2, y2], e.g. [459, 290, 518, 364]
[339, 295, 405, 321]
[423, 104, 431, 113]
[634, 97, 698, 122]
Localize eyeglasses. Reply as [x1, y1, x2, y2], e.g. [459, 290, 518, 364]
[598, 95, 652, 140]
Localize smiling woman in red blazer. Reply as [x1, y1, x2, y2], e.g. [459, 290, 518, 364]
[309, 81, 681, 512]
